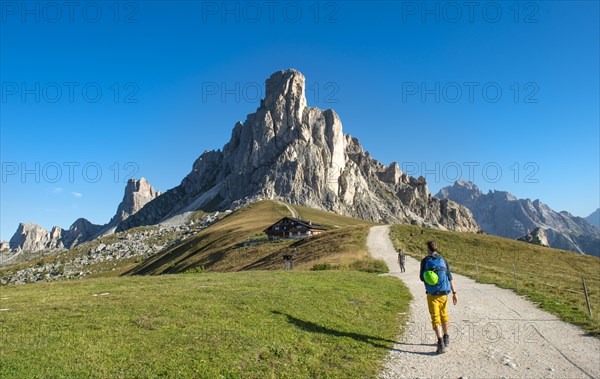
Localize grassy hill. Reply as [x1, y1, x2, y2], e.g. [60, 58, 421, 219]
[124, 201, 380, 276]
[390, 224, 600, 336]
[0, 201, 381, 282]
[0, 270, 411, 378]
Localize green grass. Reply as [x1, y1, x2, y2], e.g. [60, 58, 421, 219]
[0, 271, 411, 378]
[390, 224, 600, 337]
[312, 260, 388, 274]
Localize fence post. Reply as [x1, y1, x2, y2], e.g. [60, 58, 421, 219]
[512, 263, 518, 290]
[582, 277, 593, 320]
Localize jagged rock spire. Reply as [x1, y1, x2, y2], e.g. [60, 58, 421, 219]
[119, 69, 480, 233]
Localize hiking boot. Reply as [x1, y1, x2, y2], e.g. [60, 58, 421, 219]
[443, 334, 450, 348]
[436, 340, 447, 354]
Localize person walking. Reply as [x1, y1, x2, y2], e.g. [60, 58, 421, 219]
[419, 241, 457, 354]
[397, 250, 406, 273]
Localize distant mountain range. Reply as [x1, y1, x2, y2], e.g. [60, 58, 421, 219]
[436, 180, 600, 256]
[585, 208, 600, 228]
[4, 69, 479, 255]
[7, 178, 160, 252]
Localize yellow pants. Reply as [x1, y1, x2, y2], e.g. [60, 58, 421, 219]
[426, 294, 449, 329]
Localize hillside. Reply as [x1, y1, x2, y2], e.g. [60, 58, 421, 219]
[124, 200, 379, 276]
[0, 200, 382, 285]
[390, 224, 600, 336]
[0, 271, 411, 378]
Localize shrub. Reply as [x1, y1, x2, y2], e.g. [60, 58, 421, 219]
[311, 263, 337, 271]
[348, 259, 388, 274]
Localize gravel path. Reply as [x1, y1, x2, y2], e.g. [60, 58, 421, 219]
[367, 225, 600, 379]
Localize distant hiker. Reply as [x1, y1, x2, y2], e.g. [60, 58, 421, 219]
[397, 250, 406, 273]
[419, 240, 457, 354]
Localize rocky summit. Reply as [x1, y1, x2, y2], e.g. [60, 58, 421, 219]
[8, 178, 160, 253]
[103, 177, 162, 233]
[119, 69, 478, 233]
[437, 180, 600, 256]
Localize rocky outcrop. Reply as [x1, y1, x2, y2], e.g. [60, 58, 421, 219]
[585, 208, 600, 228]
[111, 178, 161, 224]
[120, 69, 479, 233]
[436, 180, 600, 256]
[0, 241, 9, 251]
[517, 227, 550, 247]
[8, 178, 160, 253]
[101, 178, 161, 233]
[8, 219, 103, 252]
[9, 224, 55, 252]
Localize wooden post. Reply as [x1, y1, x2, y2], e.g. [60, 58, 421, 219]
[291, 249, 296, 270]
[582, 277, 593, 320]
[512, 263, 518, 290]
[283, 255, 290, 270]
[475, 261, 479, 275]
[283, 252, 295, 271]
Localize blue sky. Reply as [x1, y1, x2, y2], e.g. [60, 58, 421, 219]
[1, 1, 599, 240]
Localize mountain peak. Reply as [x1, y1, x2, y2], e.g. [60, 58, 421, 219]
[114, 178, 160, 222]
[436, 180, 482, 203]
[118, 70, 480, 233]
[262, 69, 307, 113]
[454, 179, 481, 192]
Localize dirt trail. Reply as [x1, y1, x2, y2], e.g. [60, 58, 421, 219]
[367, 225, 600, 379]
[277, 201, 298, 218]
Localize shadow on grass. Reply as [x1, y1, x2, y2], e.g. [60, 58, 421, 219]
[271, 310, 398, 350]
[271, 311, 440, 356]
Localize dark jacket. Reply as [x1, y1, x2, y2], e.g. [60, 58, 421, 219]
[398, 251, 406, 263]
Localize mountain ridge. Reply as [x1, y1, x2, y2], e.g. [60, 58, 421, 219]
[436, 180, 600, 256]
[7, 178, 160, 252]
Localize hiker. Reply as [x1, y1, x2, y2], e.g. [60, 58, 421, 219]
[419, 240, 457, 354]
[397, 250, 406, 273]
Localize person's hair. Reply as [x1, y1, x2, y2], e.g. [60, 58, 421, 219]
[427, 240, 437, 253]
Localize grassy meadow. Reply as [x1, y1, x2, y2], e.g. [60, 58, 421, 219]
[0, 271, 411, 378]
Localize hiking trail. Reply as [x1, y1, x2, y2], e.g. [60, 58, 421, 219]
[278, 201, 299, 218]
[367, 225, 600, 379]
